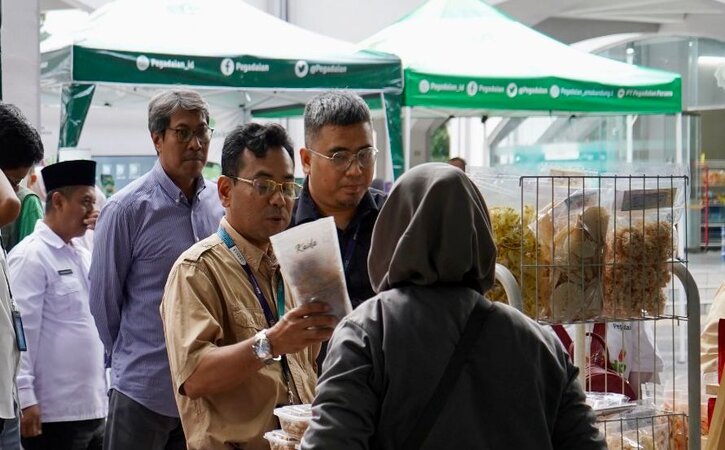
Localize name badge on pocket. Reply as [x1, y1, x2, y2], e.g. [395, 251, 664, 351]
[11, 310, 27, 352]
[58, 269, 73, 276]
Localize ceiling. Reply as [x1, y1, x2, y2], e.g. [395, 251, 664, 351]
[38, 0, 725, 44]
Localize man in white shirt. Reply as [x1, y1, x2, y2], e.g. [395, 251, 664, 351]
[8, 160, 106, 450]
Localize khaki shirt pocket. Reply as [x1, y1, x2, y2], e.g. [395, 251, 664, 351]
[229, 306, 267, 342]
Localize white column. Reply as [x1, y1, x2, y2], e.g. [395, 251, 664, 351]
[1, 0, 40, 128]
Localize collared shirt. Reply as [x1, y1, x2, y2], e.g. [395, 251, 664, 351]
[0, 186, 43, 251]
[161, 217, 318, 450]
[290, 178, 386, 308]
[89, 160, 224, 417]
[0, 248, 19, 420]
[8, 221, 107, 422]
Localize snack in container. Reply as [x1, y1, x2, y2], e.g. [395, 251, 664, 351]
[488, 206, 548, 318]
[270, 217, 353, 320]
[602, 185, 681, 318]
[533, 189, 609, 322]
[273, 404, 312, 440]
[263, 429, 299, 450]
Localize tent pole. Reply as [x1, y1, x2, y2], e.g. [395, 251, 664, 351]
[626, 115, 635, 163]
[403, 106, 411, 171]
[675, 113, 683, 165]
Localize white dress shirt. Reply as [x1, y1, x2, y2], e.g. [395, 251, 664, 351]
[8, 221, 107, 422]
[0, 249, 19, 419]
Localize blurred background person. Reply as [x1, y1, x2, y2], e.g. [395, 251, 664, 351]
[0, 104, 45, 252]
[447, 156, 467, 171]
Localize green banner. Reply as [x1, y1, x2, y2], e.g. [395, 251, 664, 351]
[59, 83, 95, 148]
[382, 92, 403, 179]
[405, 71, 681, 114]
[73, 47, 402, 91]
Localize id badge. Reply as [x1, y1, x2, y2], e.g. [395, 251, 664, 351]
[11, 310, 27, 351]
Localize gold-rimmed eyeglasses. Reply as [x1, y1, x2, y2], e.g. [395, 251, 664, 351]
[307, 146, 378, 172]
[230, 176, 302, 199]
[166, 125, 214, 144]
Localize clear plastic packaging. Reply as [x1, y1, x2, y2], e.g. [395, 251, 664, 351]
[469, 170, 545, 318]
[532, 188, 611, 322]
[602, 181, 684, 318]
[273, 404, 312, 440]
[270, 217, 353, 320]
[263, 429, 300, 450]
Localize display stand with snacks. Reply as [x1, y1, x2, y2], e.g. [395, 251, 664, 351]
[515, 174, 701, 449]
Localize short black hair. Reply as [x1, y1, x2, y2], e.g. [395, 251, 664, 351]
[448, 157, 467, 170]
[221, 123, 294, 178]
[303, 91, 371, 146]
[0, 103, 45, 170]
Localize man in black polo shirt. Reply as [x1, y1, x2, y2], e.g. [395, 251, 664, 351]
[291, 91, 386, 316]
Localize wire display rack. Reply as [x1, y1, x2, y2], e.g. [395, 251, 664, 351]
[515, 175, 700, 449]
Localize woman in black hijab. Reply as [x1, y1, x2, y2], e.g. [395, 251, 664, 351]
[301, 163, 605, 450]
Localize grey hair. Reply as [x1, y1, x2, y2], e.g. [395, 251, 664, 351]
[148, 89, 210, 135]
[303, 91, 371, 146]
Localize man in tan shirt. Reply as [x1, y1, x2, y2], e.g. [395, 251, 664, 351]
[161, 123, 338, 450]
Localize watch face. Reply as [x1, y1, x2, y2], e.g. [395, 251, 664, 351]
[254, 332, 273, 361]
[257, 337, 271, 357]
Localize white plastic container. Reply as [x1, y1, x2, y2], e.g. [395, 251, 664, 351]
[263, 429, 299, 450]
[273, 404, 312, 440]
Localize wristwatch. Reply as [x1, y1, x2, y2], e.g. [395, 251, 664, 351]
[252, 329, 280, 365]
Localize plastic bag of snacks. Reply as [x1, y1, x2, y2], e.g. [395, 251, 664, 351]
[532, 188, 611, 322]
[602, 181, 684, 318]
[470, 170, 545, 318]
[488, 205, 548, 318]
[270, 218, 352, 321]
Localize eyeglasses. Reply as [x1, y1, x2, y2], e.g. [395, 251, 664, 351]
[230, 176, 302, 199]
[307, 147, 378, 172]
[166, 125, 214, 144]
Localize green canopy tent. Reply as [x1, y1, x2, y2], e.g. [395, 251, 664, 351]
[40, 0, 403, 178]
[359, 0, 682, 169]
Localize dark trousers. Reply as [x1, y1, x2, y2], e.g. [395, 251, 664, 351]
[21, 418, 104, 450]
[103, 390, 185, 450]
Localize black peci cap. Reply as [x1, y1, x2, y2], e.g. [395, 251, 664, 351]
[42, 160, 96, 192]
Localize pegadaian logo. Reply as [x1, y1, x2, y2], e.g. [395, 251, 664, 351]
[506, 82, 518, 98]
[220, 58, 235, 77]
[295, 60, 309, 78]
[418, 79, 430, 94]
[549, 85, 560, 99]
[136, 55, 150, 71]
[617, 88, 626, 99]
[467, 81, 478, 97]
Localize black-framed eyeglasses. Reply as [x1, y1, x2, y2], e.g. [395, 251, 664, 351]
[166, 125, 214, 144]
[307, 146, 379, 172]
[230, 176, 302, 199]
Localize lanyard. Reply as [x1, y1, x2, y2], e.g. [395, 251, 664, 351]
[342, 223, 360, 273]
[217, 227, 285, 326]
[217, 227, 295, 404]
